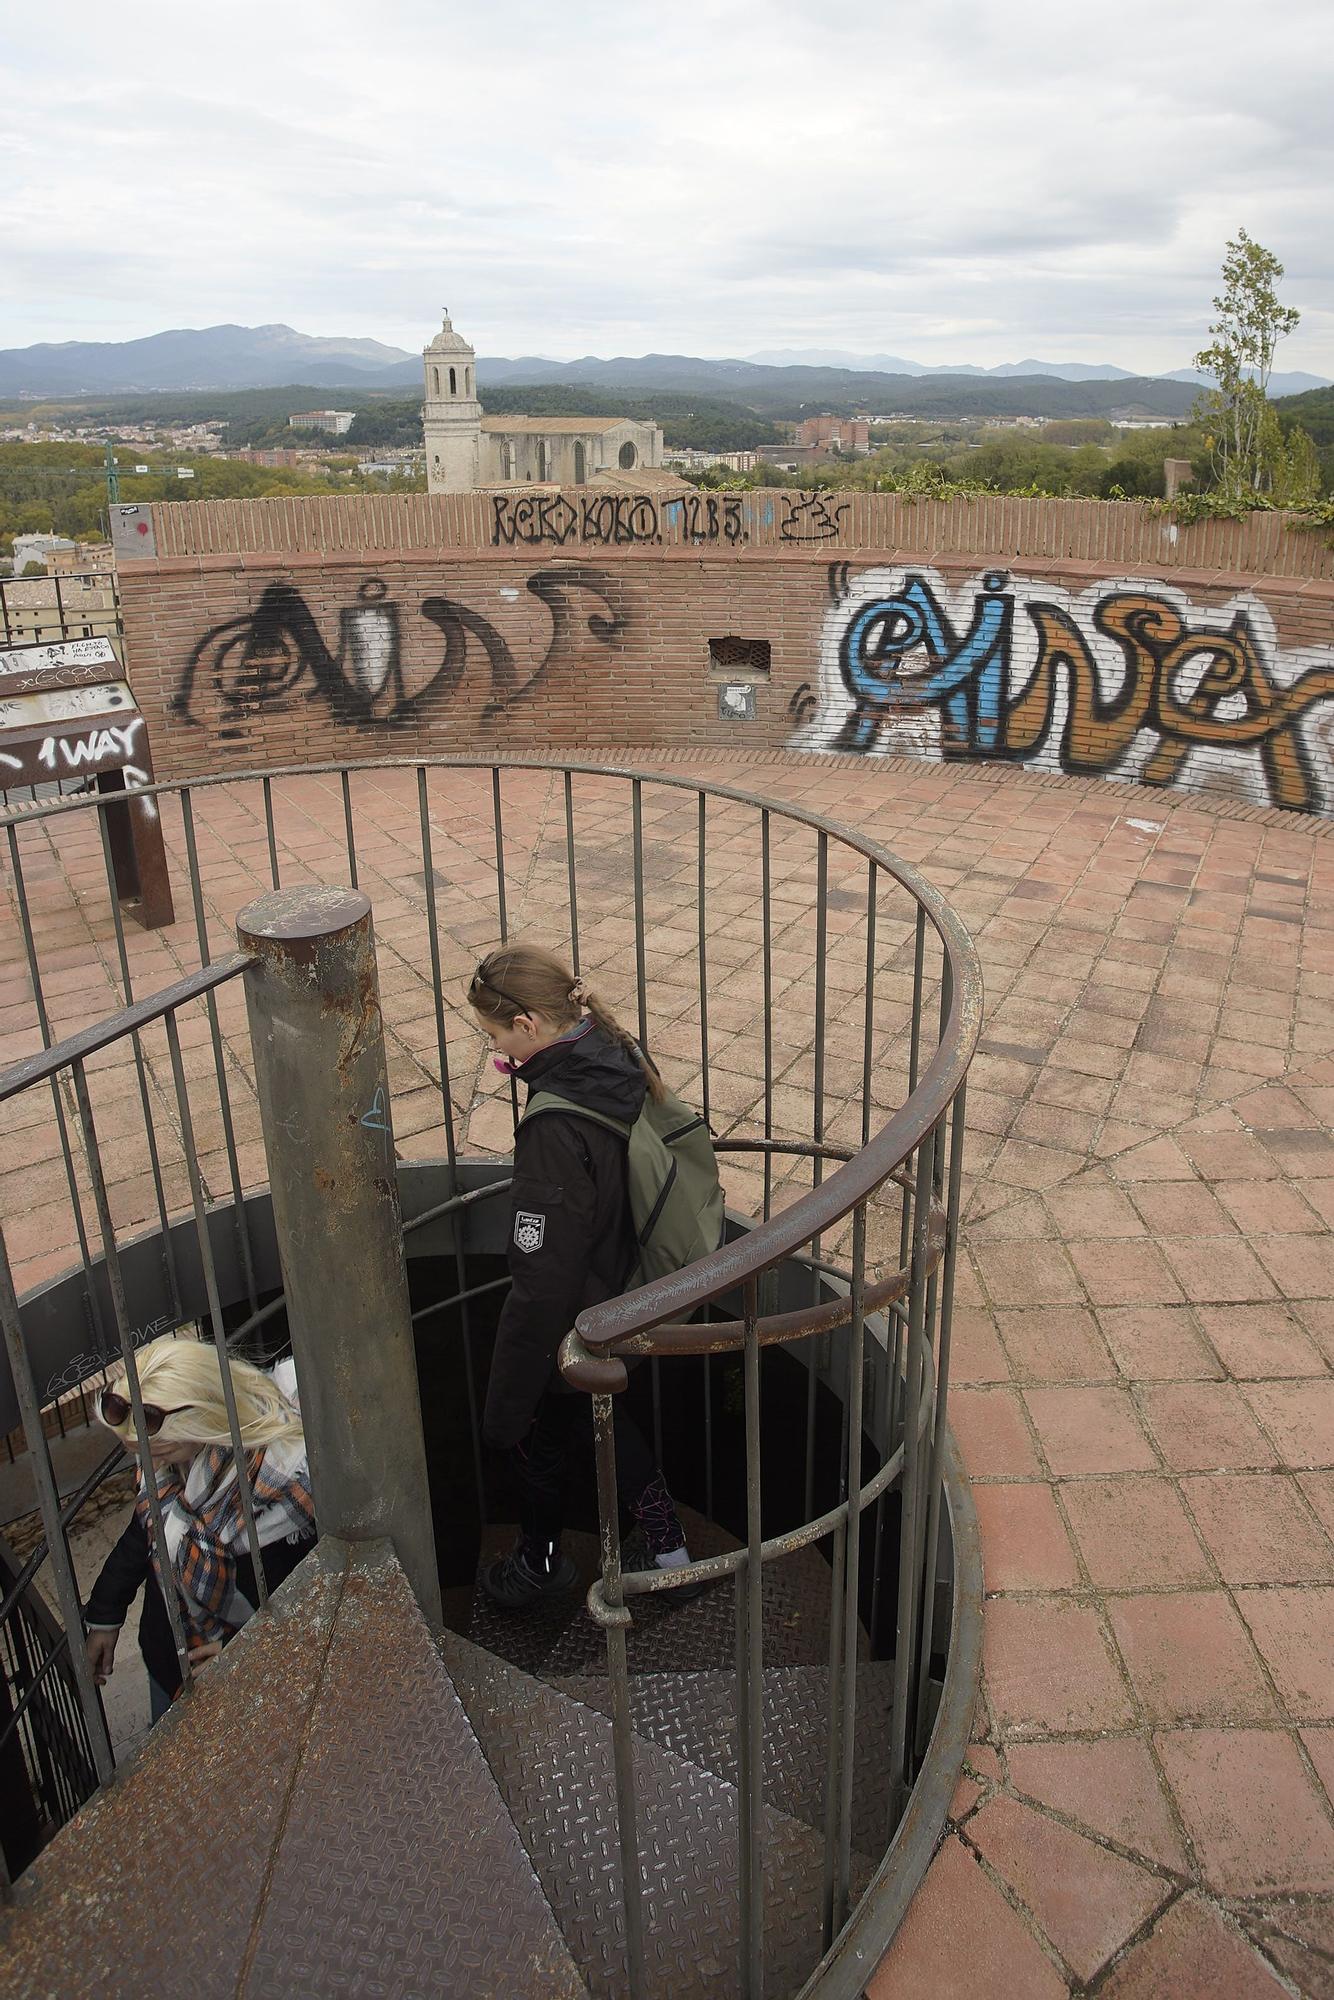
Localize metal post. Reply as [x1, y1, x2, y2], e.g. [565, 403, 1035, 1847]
[237, 886, 441, 1629]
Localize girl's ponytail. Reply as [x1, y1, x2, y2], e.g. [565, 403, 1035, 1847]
[578, 984, 666, 1103]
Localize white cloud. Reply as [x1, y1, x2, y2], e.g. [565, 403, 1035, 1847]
[3, 0, 1331, 374]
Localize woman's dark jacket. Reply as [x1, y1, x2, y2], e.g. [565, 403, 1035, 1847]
[85, 1512, 315, 1698]
[483, 1024, 644, 1451]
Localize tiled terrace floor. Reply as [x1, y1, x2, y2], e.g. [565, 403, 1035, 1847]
[3, 750, 1333, 1996]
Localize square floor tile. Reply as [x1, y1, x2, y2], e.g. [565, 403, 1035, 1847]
[1023, 1386, 1159, 1476]
[1182, 1474, 1334, 1585]
[1236, 1588, 1334, 1721]
[1139, 1383, 1279, 1472]
[1109, 1590, 1277, 1724]
[994, 1307, 1117, 1383]
[1156, 1727, 1334, 1894]
[973, 1483, 1082, 1593]
[948, 1388, 1041, 1479]
[1241, 1381, 1334, 1469]
[1097, 1306, 1222, 1382]
[1157, 1236, 1279, 1307]
[983, 1597, 1136, 1735]
[1195, 1305, 1327, 1380]
[1067, 1240, 1185, 1307]
[1061, 1477, 1212, 1589]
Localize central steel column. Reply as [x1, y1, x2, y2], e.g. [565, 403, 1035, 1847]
[238, 885, 441, 1628]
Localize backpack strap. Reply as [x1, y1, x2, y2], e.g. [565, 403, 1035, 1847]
[521, 1090, 633, 1143]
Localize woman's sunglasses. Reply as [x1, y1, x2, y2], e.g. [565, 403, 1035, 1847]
[98, 1389, 191, 1437]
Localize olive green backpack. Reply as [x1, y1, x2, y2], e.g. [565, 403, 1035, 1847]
[521, 1081, 725, 1288]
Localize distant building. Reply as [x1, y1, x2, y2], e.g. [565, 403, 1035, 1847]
[288, 410, 355, 435]
[1108, 407, 1169, 431]
[11, 532, 77, 571]
[795, 415, 870, 454]
[421, 310, 663, 494]
[233, 448, 303, 467]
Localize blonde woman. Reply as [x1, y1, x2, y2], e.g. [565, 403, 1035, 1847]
[84, 1335, 314, 1719]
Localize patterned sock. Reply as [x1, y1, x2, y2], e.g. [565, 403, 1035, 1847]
[632, 1473, 686, 1557]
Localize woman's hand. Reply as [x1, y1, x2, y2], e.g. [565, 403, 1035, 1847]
[85, 1629, 118, 1685]
[187, 1640, 223, 1668]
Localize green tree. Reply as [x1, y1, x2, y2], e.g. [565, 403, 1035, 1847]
[1192, 229, 1300, 497]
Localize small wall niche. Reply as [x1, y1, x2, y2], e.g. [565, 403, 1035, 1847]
[708, 636, 771, 679]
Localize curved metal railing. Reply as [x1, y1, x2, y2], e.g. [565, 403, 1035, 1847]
[0, 758, 981, 1992]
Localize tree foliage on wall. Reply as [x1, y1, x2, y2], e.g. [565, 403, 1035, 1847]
[1191, 230, 1319, 505]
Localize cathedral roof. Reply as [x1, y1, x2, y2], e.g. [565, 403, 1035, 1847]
[480, 415, 633, 435]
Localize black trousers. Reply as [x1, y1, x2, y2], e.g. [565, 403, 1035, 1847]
[517, 1389, 658, 1556]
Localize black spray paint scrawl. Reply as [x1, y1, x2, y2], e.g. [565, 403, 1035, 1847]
[173, 569, 628, 733]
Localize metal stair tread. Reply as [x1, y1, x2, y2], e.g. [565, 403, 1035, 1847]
[0, 1540, 347, 2000]
[443, 1626, 869, 2000]
[245, 1542, 588, 1999]
[548, 1661, 899, 1861]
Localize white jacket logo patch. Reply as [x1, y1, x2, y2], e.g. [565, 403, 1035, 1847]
[514, 1211, 545, 1254]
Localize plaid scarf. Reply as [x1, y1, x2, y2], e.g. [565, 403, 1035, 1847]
[136, 1444, 315, 1648]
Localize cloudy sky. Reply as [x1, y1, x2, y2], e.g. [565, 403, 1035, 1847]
[5, 0, 1332, 374]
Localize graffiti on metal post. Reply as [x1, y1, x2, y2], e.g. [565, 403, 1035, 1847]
[174, 568, 628, 731]
[789, 564, 1334, 812]
[492, 492, 745, 548]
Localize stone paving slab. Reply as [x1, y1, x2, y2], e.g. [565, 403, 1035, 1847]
[3, 749, 1334, 1993]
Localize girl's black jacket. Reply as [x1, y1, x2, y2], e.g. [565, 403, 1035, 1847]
[483, 1024, 645, 1451]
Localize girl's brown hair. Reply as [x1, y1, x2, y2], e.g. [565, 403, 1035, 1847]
[468, 943, 665, 1101]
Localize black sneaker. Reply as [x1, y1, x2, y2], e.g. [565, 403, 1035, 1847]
[481, 1544, 578, 1611]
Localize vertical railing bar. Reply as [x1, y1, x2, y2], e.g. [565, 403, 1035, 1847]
[819, 1513, 847, 1948]
[179, 788, 258, 1312]
[703, 1352, 714, 1525]
[889, 904, 929, 1454]
[417, 769, 484, 1514]
[913, 1081, 967, 1760]
[593, 1392, 645, 2000]
[94, 804, 182, 1319]
[697, 792, 710, 1130]
[861, 864, 878, 1148]
[68, 1057, 194, 1700]
[735, 1548, 752, 1989]
[5, 824, 108, 1349]
[0, 1225, 116, 1789]
[564, 770, 581, 977]
[162, 1010, 268, 1607]
[491, 767, 519, 1130]
[742, 1271, 764, 1997]
[262, 776, 281, 888]
[804, 830, 829, 1525]
[887, 1121, 938, 1832]
[761, 811, 773, 1222]
[631, 778, 649, 1054]
[53, 571, 66, 639]
[416, 768, 458, 1176]
[835, 1202, 867, 1927]
[491, 766, 510, 942]
[340, 769, 359, 889]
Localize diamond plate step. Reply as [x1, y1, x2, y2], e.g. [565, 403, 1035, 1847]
[444, 1628, 869, 2000]
[0, 1540, 347, 2000]
[246, 1542, 588, 1999]
[549, 1663, 898, 1860]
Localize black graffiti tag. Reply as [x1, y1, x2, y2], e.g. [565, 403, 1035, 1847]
[781, 493, 849, 544]
[175, 569, 627, 729]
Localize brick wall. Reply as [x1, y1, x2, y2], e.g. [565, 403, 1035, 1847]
[117, 491, 1334, 815]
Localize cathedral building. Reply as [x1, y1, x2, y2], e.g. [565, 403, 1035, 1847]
[422, 311, 664, 495]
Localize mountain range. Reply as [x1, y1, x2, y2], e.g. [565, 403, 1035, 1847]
[745, 348, 1328, 397]
[0, 322, 1325, 409]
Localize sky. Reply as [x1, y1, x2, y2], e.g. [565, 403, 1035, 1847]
[4, 0, 1333, 376]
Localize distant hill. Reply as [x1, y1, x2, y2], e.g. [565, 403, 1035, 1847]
[474, 354, 1200, 419]
[747, 349, 1139, 382]
[0, 324, 420, 395]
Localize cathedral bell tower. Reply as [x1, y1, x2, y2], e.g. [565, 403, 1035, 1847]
[422, 309, 481, 494]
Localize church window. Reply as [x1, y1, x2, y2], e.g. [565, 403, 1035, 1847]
[574, 441, 586, 484]
[449, 366, 457, 394]
[432, 367, 440, 395]
[618, 441, 638, 470]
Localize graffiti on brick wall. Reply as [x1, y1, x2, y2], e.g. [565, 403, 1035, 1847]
[173, 568, 627, 731]
[492, 491, 746, 547]
[788, 565, 1334, 811]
